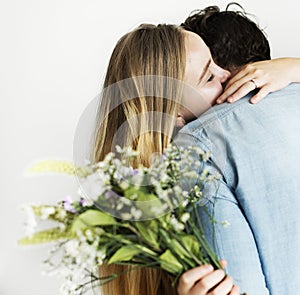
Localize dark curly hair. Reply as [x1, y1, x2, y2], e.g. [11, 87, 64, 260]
[181, 3, 271, 72]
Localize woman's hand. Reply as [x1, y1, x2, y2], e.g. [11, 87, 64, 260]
[177, 261, 240, 295]
[216, 58, 300, 104]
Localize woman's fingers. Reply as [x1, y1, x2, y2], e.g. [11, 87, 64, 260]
[192, 269, 226, 295]
[230, 285, 241, 295]
[177, 264, 214, 294]
[224, 80, 257, 103]
[217, 58, 299, 104]
[249, 84, 272, 104]
[207, 275, 233, 295]
[177, 261, 240, 295]
[217, 77, 257, 104]
[219, 259, 227, 269]
[217, 65, 258, 103]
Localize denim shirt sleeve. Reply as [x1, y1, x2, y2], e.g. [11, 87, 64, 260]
[173, 132, 270, 295]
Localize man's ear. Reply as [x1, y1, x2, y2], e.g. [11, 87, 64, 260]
[176, 113, 186, 128]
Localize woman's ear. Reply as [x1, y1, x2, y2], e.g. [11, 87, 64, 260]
[175, 113, 186, 128]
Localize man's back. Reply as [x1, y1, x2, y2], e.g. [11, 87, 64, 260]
[174, 83, 300, 294]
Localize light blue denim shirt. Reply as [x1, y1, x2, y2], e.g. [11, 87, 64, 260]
[174, 83, 300, 295]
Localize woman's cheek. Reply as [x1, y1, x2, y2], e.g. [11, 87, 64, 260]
[180, 92, 212, 122]
[199, 81, 223, 106]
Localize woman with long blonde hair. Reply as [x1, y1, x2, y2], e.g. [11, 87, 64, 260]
[92, 24, 231, 165]
[91, 23, 239, 295]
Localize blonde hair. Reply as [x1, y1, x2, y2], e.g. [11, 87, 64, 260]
[91, 24, 186, 295]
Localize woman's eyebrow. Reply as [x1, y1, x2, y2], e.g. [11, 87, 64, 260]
[198, 59, 211, 85]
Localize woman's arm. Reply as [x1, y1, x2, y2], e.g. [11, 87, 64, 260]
[216, 57, 300, 104]
[177, 261, 240, 295]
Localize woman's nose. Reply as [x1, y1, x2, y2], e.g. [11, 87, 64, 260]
[213, 64, 231, 84]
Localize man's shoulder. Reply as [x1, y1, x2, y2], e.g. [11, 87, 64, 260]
[177, 93, 249, 137]
[179, 83, 300, 137]
[270, 82, 300, 97]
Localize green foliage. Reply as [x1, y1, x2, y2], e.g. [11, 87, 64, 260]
[71, 209, 117, 233]
[108, 245, 141, 264]
[181, 235, 200, 257]
[159, 249, 183, 274]
[134, 220, 160, 249]
[124, 186, 157, 202]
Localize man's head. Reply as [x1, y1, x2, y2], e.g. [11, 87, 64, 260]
[181, 3, 271, 73]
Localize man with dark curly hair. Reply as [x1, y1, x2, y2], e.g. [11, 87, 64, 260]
[181, 3, 271, 74]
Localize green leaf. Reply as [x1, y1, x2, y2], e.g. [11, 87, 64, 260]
[159, 249, 183, 275]
[124, 186, 142, 200]
[169, 239, 197, 268]
[108, 245, 141, 264]
[136, 193, 158, 202]
[134, 220, 160, 249]
[182, 235, 200, 257]
[72, 209, 117, 232]
[18, 227, 74, 245]
[170, 239, 190, 258]
[124, 187, 164, 218]
[124, 187, 157, 202]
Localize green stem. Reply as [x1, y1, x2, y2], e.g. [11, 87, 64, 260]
[187, 214, 221, 269]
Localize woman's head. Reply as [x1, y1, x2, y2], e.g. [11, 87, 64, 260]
[181, 30, 230, 122]
[92, 24, 229, 166]
[93, 24, 185, 166]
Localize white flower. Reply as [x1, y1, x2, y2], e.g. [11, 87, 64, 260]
[160, 172, 169, 184]
[116, 145, 140, 157]
[79, 172, 110, 201]
[96, 250, 106, 265]
[155, 188, 169, 201]
[59, 280, 77, 295]
[84, 229, 94, 242]
[180, 212, 190, 223]
[120, 212, 132, 220]
[56, 208, 67, 220]
[151, 203, 169, 215]
[77, 188, 94, 206]
[131, 207, 142, 220]
[131, 173, 144, 187]
[41, 206, 55, 219]
[221, 220, 230, 228]
[181, 199, 189, 207]
[202, 151, 211, 161]
[64, 240, 80, 257]
[119, 180, 130, 190]
[120, 197, 131, 206]
[170, 216, 185, 231]
[116, 201, 124, 210]
[45, 234, 102, 294]
[101, 152, 115, 164]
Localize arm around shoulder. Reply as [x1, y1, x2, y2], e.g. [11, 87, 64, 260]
[217, 57, 300, 104]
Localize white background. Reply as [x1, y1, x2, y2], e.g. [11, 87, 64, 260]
[1, 0, 299, 294]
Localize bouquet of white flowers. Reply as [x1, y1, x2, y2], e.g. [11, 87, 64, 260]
[19, 145, 245, 295]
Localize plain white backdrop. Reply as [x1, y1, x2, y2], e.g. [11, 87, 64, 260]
[1, 0, 299, 294]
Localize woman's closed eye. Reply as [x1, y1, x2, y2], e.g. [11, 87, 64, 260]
[207, 74, 214, 82]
